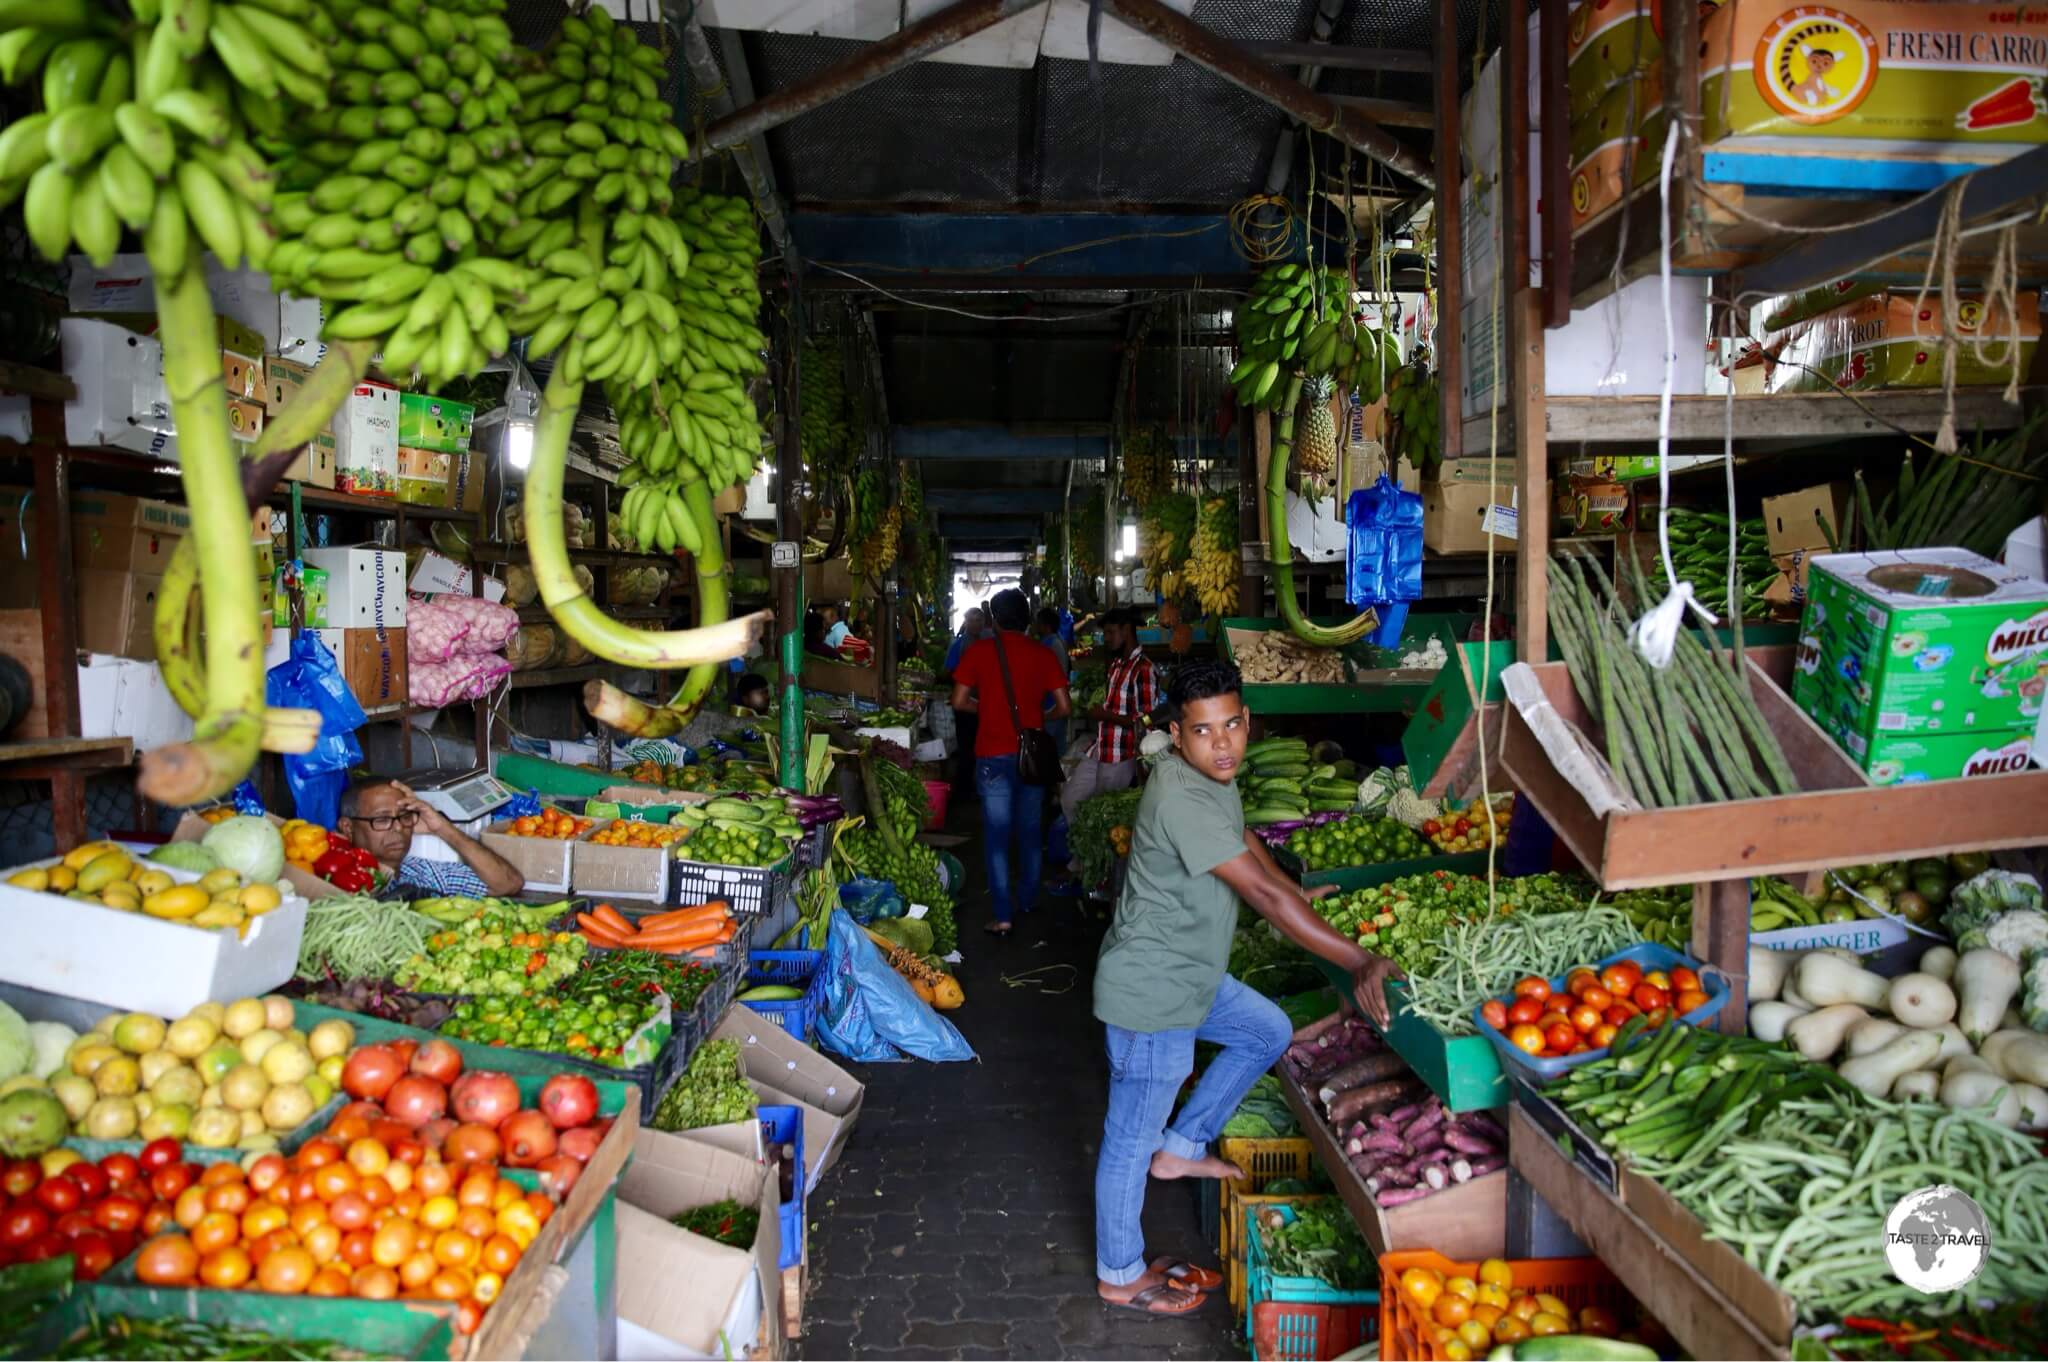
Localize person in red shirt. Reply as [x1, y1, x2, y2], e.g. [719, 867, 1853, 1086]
[951, 588, 1073, 935]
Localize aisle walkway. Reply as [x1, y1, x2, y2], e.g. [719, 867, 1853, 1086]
[798, 811, 1243, 1360]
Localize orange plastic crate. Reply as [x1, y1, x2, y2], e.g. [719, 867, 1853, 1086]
[1377, 1251, 1632, 1362]
[1251, 1301, 1377, 1362]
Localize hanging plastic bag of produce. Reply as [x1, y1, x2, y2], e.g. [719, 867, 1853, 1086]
[815, 910, 976, 1064]
[265, 632, 367, 828]
[1345, 475, 1424, 647]
[839, 877, 904, 923]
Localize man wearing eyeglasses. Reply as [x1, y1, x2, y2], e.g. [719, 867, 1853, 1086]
[336, 778, 526, 899]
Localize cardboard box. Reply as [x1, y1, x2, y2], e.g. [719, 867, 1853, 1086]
[396, 446, 452, 506]
[408, 550, 506, 603]
[332, 382, 398, 497]
[66, 255, 279, 351]
[481, 820, 575, 892]
[222, 349, 262, 404]
[1423, 467, 1518, 554]
[71, 518, 181, 574]
[1763, 549, 1819, 613]
[1792, 548, 2048, 757]
[284, 434, 338, 489]
[1553, 474, 1631, 536]
[342, 626, 406, 710]
[1567, 73, 1668, 230]
[569, 823, 671, 901]
[1562, 453, 1727, 482]
[798, 654, 879, 700]
[1773, 292, 2041, 394]
[76, 570, 163, 661]
[714, 1007, 864, 1190]
[398, 392, 475, 453]
[447, 450, 486, 513]
[0, 850, 308, 1017]
[263, 354, 313, 412]
[72, 492, 191, 538]
[1824, 722, 2037, 784]
[304, 545, 406, 628]
[616, 1131, 781, 1360]
[1763, 483, 1849, 557]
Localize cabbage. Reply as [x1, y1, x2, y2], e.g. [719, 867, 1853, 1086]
[0, 1002, 28, 1082]
[149, 841, 219, 873]
[26, 1021, 76, 1080]
[201, 815, 285, 883]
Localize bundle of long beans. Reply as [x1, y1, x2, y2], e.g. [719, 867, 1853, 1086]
[1548, 551, 1798, 807]
[1663, 508, 1774, 620]
[1838, 413, 2048, 558]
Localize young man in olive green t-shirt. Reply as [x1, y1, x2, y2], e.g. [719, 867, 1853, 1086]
[1090, 659, 1401, 1315]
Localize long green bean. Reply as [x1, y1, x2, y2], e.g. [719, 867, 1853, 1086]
[294, 893, 440, 982]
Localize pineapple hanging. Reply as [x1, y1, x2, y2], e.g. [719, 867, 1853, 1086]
[1297, 374, 1338, 479]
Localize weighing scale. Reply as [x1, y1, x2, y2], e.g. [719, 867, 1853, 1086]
[393, 768, 518, 827]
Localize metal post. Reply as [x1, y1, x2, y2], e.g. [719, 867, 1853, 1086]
[775, 289, 807, 792]
[1095, 0, 1435, 189]
[674, 9, 791, 253]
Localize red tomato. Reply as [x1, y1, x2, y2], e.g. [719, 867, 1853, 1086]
[1506, 997, 1543, 1026]
[53, 1210, 97, 1240]
[1569, 1040, 1592, 1054]
[1481, 1000, 1509, 1031]
[1535, 1012, 1570, 1034]
[1512, 976, 1552, 1003]
[1592, 1023, 1619, 1047]
[1569, 1005, 1602, 1033]
[17, 1232, 66, 1263]
[70, 1232, 116, 1281]
[1508, 1024, 1546, 1056]
[1675, 988, 1710, 1015]
[1602, 1004, 1632, 1027]
[138, 1139, 180, 1173]
[141, 1202, 174, 1236]
[1644, 970, 1672, 992]
[1632, 983, 1670, 1013]
[92, 1196, 144, 1235]
[1, 1162, 38, 1199]
[0, 1203, 49, 1247]
[1645, 1007, 1672, 1028]
[1544, 1022, 1578, 1054]
[33, 1178, 81, 1216]
[1670, 966, 1700, 994]
[1581, 985, 1614, 1011]
[1565, 969, 1598, 998]
[98, 1155, 141, 1190]
[64, 1164, 109, 1202]
[1599, 963, 1642, 996]
[149, 1164, 196, 1203]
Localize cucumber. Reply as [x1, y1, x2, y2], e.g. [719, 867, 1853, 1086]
[1243, 738, 1309, 761]
[1243, 805, 1309, 825]
[736, 984, 804, 1002]
[1248, 760, 1311, 778]
[1307, 781, 1363, 799]
[1491, 1338, 1658, 1362]
[1309, 799, 1357, 813]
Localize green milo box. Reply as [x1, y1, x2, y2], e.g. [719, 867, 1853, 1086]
[1793, 549, 2048, 779]
[1827, 727, 2037, 785]
[396, 392, 475, 454]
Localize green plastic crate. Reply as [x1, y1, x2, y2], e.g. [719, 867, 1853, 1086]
[1219, 617, 1465, 716]
[1271, 844, 1490, 894]
[1316, 961, 1503, 1111]
[19, 1284, 458, 1358]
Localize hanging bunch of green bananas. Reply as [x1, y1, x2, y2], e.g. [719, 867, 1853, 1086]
[1230, 263, 1396, 411]
[1139, 491, 1196, 598]
[869, 756, 929, 843]
[1384, 358, 1442, 472]
[847, 466, 897, 576]
[898, 458, 922, 530]
[1185, 495, 1239, 618]
[1121, 425, 1170, 510]
[800, 339, 852, 483]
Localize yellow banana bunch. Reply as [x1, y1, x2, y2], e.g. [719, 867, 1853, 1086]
[1122, 426, 1170, 510]
[1187, 495, 1239, 618]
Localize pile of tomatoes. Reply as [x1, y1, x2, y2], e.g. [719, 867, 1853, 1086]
[0, 1140, 196, 1281]
[127, 1131, 550, 1335]
[1393, 1257, 1639, 1361]
[1482, 958, 1710, 1061]
[504, 809, 593, 840]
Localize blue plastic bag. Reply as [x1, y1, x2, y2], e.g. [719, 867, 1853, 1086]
[1345, 475, 1425, 646]
[838, 877, 903, 923]
[814, 910, 976, 1064]
[229, 781, 267, 816]
[265, 632, 366, 828]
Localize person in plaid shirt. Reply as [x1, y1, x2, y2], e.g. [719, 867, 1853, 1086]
[1060, 609, 1159, 871]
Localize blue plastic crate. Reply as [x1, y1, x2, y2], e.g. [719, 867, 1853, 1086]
[1244, 1205, 1380, 1311]
[1471, 941, 1731, 1083]
[745, 948, 824, 1043]
[759, 1104, 805, 1270]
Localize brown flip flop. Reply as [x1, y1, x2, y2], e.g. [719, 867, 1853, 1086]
[1150, 1258, 1225, 1294]
[1102, 1283, 1208, 1317]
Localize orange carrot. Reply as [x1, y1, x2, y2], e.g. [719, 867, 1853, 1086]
[592, 903, 635, 935]
[632, 921, 727, 950]
[639, 902, 728, 931]
[575, 913, 629, 946]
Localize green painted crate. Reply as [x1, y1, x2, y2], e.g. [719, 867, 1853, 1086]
[1219, 617, 1454, 716]
[19, 1285, 458, 1359]
[1316, 961, 1504, 1111]
[1271, 843, 1490, 894]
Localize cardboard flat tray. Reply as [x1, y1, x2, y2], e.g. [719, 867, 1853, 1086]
[1497, 645, 2048, 891]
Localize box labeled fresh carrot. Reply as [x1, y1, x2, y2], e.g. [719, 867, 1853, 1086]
[1703, 0, 2048, 145]
[1568, 74, 1669, 227]
[1771, 290, 2040, 392]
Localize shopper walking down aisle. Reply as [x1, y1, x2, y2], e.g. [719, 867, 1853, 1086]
[1091, 660, 1402, 1316]
[1060, 609, 1158, 877]
[943, 606, 988, 805]
[951, 589, 1072, 936]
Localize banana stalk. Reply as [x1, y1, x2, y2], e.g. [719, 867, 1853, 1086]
[526, 366, 768, 670]
[1264, 374, 1377, 649]
[137, 259, 267, 806]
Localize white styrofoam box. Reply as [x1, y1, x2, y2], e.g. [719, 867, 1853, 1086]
[76, 656, 126, 741]
[60, 318, 176, 460]
[1285, 490, 1347, 563]
[2007, 516, 2046, 581]
[78, 657, 193, 750]
[410, 549, 508, 602]
[0, 852, 309, 1016]
[277, 291, 327, 364]
[1040, 0, 1188, 63]
[913, 738, 947, 763]
[1461, 275, 1710, 422]
[0, 394, 28, 444]
[66, 254, 280, 346]
[305, 545, 407, 628]
[741, 462, 775, 521]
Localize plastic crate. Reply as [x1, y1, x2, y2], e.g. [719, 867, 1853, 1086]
[745, 948, 824, 1043]
[670, 852, 794, 916]
[1377, 1251, 1629, 1362]
[1245, 1206, 1378, 1348]
[1217, 1137, 1321, 1318]
[689, 950, 746, 1036]
[1250, 1301, 1377, 1362]
[1471, 942, 1730, 1083]
[759, 1104, 806, 1270]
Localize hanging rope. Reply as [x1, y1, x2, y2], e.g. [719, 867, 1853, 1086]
[1911, 179, 2025, 454]
[1229, 194, 1299, 264]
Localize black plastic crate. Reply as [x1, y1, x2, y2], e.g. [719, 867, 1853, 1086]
[669, 852, 794, 916]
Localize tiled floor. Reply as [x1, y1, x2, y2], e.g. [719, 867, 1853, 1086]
[797, 813, 1243, 1360]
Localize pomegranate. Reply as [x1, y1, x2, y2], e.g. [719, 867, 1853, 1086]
[340, 1047, 402, 1101]
[383, 1075, 448, 1129]
[450, 1071, 520, 1127]
[538, 1074, 598, 1130]
[498, 1110, 557, 1167]
[441, 1122, 503, 1166]
[535, 1154, 582, 1197]
[410, 1040, 464, 1086]
[556, 1125, 605, 1164]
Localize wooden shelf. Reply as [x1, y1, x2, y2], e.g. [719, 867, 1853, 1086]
[472, 543, 677, 570]
[281, 487, 478, 521]
[1461, 389, 2038, 451]
[0, 362, 75, 402]
[0, 736, 133, 771]
[507, 663, 625, 690]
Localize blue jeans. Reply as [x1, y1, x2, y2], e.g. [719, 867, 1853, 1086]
[975, 755, 1041, 923]
[1094, 976, 1292, 1285]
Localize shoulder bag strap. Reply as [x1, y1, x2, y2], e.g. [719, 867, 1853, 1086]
[989, 631, 1027, 737]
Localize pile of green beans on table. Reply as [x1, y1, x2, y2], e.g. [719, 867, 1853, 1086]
[1546, 1025, 2048, 1321]
[53, 1316, 363, 1360]
[1395, 905, 1640, 1036]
